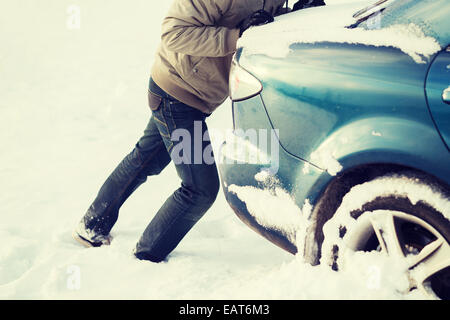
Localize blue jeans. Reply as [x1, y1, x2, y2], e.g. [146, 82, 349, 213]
[82, 78, 220, 262]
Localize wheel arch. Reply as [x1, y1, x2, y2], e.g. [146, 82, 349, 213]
[305, 116, 450, 184]
[303, 162, 450, 266]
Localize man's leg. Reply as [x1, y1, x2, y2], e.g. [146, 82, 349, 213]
[134, 99, 220, 262]
[77, 116, 172, 244]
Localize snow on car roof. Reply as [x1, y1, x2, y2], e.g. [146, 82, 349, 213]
[238, 0, 441, 64]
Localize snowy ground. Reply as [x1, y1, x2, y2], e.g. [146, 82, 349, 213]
[0, 0, 429, 299]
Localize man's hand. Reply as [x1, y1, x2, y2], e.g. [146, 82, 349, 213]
[293, 0, 326, 12]
[238, 10, 274, 37]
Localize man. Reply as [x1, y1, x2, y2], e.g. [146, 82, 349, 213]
[73, 0, 288, 263]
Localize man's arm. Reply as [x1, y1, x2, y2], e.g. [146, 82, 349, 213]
[161, 0, 240, 57]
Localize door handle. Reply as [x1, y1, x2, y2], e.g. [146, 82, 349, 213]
[443, 87, 450, 104]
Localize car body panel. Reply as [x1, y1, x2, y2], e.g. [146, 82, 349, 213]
[219, 94, 325, 254]
[238, 43, 450, 186]
[218, 0, 450, 257]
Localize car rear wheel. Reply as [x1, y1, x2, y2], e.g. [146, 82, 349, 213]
[321, 173, 450, 299]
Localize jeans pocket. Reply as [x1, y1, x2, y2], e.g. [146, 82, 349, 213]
[169, 101, 207, 122]
[148, 90, 163, 111]
[169, 100, 193, 113]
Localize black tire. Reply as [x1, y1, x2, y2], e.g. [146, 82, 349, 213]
[320, 172, 450, 299]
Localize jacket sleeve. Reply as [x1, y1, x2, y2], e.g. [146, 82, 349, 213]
[161, 0, 240, 57]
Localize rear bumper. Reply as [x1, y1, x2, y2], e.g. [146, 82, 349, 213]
[218, 133, 326, 255]
[218, 138, 298, 254]
[217, 94, 330, 256]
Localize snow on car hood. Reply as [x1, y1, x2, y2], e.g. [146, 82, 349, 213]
[238, 0, 441, 64]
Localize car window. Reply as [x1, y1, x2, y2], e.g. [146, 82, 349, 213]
[355, 0, 450, 47]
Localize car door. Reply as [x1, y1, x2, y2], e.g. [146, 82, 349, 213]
[425, 46, 450, 151]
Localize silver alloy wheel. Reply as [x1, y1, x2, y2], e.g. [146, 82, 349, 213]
[344, 210, 450, 299]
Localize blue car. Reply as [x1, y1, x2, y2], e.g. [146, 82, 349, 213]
[218, 0, 450, 299]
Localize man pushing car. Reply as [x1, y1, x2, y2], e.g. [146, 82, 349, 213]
[73, 0, 290, 262]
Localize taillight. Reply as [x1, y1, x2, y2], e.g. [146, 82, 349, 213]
[229, 57, 262, 102]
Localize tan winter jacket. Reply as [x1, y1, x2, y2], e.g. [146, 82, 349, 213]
[151, 0, 287, 114]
